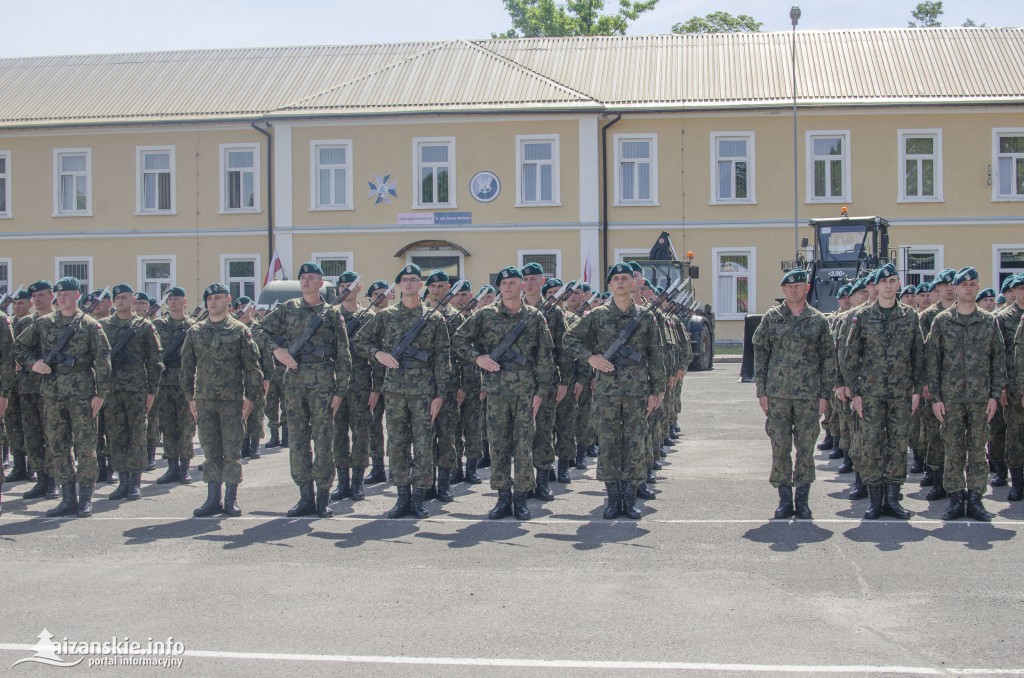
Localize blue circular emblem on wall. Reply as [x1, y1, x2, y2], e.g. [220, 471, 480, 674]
[470, 171, 500, 203]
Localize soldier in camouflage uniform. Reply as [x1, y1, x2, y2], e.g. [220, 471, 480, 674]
[423, 269, 461, 502]
[564, 263, 666, 519]
[988, 276, 1020, 487]
[14, 277, 111, 517]
[264, 342, 288, 449]
[545, 278, 581, 482]
[19, 280, 58, 500]
[753, 269, 835, 520]
[354, 264, 450, 519]
[85, 288, 116, 483]
[475, 285, 497, 469]
[0, 306, 15, 514]
[918, 268, 958, 496]
[452, 266, 554, 521]
[926, 266, 1006, 521]
[1014, 304, 1024, 500]
[235, 296, 271, 460]
[449, 281, 484, 485]
[362, 280, 391, 484]
[997, 275, 1024, 500]
[181, 283, 263, 517]
[132, 292, 161, 471]
[3, 289, 32, 485]
[842, 263, 924, 520]
[253, 262, 351, 518]
[100, 284, 162, 501]
[152, 287, 196, 485]
[833, 278, 870, 498]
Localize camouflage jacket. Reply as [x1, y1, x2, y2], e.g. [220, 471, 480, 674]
[752, 303, 836, 400]
[152, 315, 195, 388]
[446, 310, 480, 393]
[995, 303, 1023, 395]
[0, 312, 16, 398]
[452, 301, 554, 398]
[353, 301, 450, 398]
[563, 300, 667, 398]
[14, 309, 112, 400]
[252, 297, 352, 397]
[179, 316, 263, 401]
[668, 314, 694, 371]
[13, 313, 43, 395]
[338, 304, 375, 392]
[242, 319, 276, 383]
[831, 306, 860, 388]
[925, 306, 1006, 403]
[1015, 318, 1024, 395]
[843, 301, 925, 398]
[919, 300, 954, 342]
[649, 305, 677, 373]
[528, 297, 572, 388]
[100, 315, 163, 395]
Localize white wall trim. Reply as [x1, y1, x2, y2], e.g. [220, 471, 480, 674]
[578, 117, 599, 225]
[135, 254, 177, 295]
[52, 147, 93, 217]
[709, 131, 755, 205]
[411, 136, 457, 209]
[54, 255, 94, 292]
[992, 243, 1024, 290]
[219, 253, 263, 297]
[712, 246, 756, 320]
[518, 249, 562, 278]
[218, 142, 261, 214]
[515, 133, 561, 207]
[135, 145, 177, 215]
[991, 127, 1024, 202]
[273, 124, 294, 279]
[896, 129, 943, 203]
[613, 132, 659, 207]
[804, 130, 851, 204]
[309, 138, 354, 211]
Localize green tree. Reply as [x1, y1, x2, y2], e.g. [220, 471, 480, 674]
[961, 18, 986, 27]
[492, 0, 658, 39]
[672, 11, 762, 34]
[908, 1, 943, 27]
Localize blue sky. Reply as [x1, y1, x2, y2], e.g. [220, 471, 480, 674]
[3, 0, 1018, 58]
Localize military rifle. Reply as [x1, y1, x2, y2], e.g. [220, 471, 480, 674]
[0, 285, 24, 312]
[109, 291, 168, 367]
[160, 306, 205, 368]
[389, 281, 467, 371]
[446, 287, 489, 327]
[574, 291, 599, 315]
[346, 284, 394, 337]
[488, 281, 575, 368]
[233, 301, 252, 319]
[601, 278, 682, 365]
[42, 285, 108, 375]
[335, 275, 361, 306]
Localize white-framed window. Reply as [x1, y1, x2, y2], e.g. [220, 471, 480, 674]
[137, 256, 176, 299]
[312, 252, 354, 285]
[220, 144, 260, 213]
[993, 246, 1024, 290]
[55, 257, 92, 293]
[806, 131, 850, 203]
[136, 146, 175, 214]
[519, 250, 561, 278]
[712, 248, 755, 319]
[0, 152, 10, 218]
[516, 135, 560, 207]
[406, 247, 463, 279]
[53, 148, 92, 216]
[0, 259, 11, 295]
[614, 134, 657, 205]
[413, 137, 455, 208]
[311, 140, 353, 210]
[901, 246, 943, 287]
[993, 129, 1024, 201]
[221, 254, 261, 300]
[613, 248, 648, 264]
[898, 130, 942, 202]
[711, 132, 755, 204]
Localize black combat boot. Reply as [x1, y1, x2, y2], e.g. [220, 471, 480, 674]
[662, 437, 674, 449]
[7, 454, 29, 482]
[424, 468, 438, 500]
[574, 445, 588, 470]
[652, 459, 664, 471]
[556, 459, 572, 484]
[365, 458, 386, 484]
[193, 483, 223, 517]
[602, 482, 622, 519]
[222, 483, 241, 517]
[248, 437, 262, 460]
[266, 426, 280, 448]
[882, 482, 912, 520]
[316, 485, 333, 518]
[863, 484, 884, 520]
[22, 471, 49, 499]
[464, 458, 482, 484]
[156, 458, 180, 485]
[330, 467, 351, 501]
[636, 482, 656, 500]
[479, 443, 491, 468]
[287, 482, 317, 517]
[126, 472, 142, 500]
[387, 486, 413, 519]
[829, 435, 844, 460]
[586, 443, 598, 458]
[991, 461, 1008, 487]
[410, 487, 429, 519]
[793, 485, 813, 520]
[848, 472, 868, 500]
[512, 491, 531, 520]
[965, 490, 993, 522]
[773, 485, 794, 519]
[77, 481, 94, 518]
[488, 488, 512, 519]
[919, 466, 935, 487]
[436, 470, 454, 503]
[620, 482, 642, 519]
[533, 467, 554, 501]
[46, 482, 78, 517]
[179, 458, 192, 484]
[941, 490, 967, 521]
[451, 459, 465, 484]
[926, 466, 947, 500]
[350, 468, 366, 501]
[909, 450, 925, 474]
[96, 455, 110, 483]
[240, 437, 251, 459]
[646, 467, 658, 484]
[108, 471, 130, 500]
[280, 425, 289, 447]
[837, 453, 854, 474]
[817, 431, 834, 451]
[1008, 467, 1024, 502]
[146, 447, 157, 471]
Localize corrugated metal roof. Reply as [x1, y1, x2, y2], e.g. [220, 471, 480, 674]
[0, 28, 1021, 128]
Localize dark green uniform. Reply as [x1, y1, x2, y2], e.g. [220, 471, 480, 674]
[15, 313, 47, 478]
[153, 315, 196, 462]
[0, 312, 15, 489]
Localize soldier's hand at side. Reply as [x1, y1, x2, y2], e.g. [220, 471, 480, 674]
[476, 355, 500, 372]
[677, 369, 686, 382]
[851, 396, 863, 418]
[588, 354, 614, 373]
[375, 351, 400, 370]
[145, 394, 155, 414]
[986, 398, 998, 422]
[1000, 390, 1008, 408]
[532, 395, 542, 421]
[0, 396, 8, 419]
[330, 395, 343, 416]
[456, 389, 466, 407]
[834, 386, 848, 402]
[923, 385, 931, 400]
[819, 398, 828, 416]
[932, 401, 945, 423]
[646, 395, 659, 417]
[555, 385, 568, 404]
[479, 390, 487, 401]
[758, 395, 769, 415]
[30, 359, 51, 375]
[263, 380, 270, 397]
[92, 396, 105, 419]
[368, 391, 380, 412]
[188, 400, 197, 421]
[911, 393, 920, 414]
[241, 398, 254, 422]
[573, 382, 583, 401]
[429, 396, 443, 423]
[273, 347, 298, 370]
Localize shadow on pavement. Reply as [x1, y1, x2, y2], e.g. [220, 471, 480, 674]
[122, 517, 222, 545]
[926, 521, 1017, 550]
[742, 521, 834, 552]
[842, 521, 932, 552]
[194, 517, 313, 549]
[0, 512, 66, 538]
[417, 520, 528, 548]
[534, 520, 651, 551]
[311, 520, 420, 548]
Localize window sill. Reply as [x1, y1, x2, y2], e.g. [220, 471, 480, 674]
[0, 214, 10, 219]
[218, 208, 262, 215]
[613, 200, 659, 207]
[411, 203, 457, 210]
[52, 211, 93, 218]
[992, 196, 1024, 202]
[310, 205, 354, 212]
[135, 210, 178, 216]
[805, 197, 849, 205]
[897, 197, 943, 204]
[710, 200, 757, 206]
[515, 201, 562, 208]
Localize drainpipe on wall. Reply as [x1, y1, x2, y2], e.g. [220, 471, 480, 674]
[600, 114, 622, 283]
[251, 121, 274, 264]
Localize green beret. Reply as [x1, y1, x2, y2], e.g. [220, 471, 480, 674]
[27, 280, 53, 295]
[601, 291, 611, 300]
[837, 284, 852, 299]
[953, 266, 978, 285]
[916, 282, 931, 294]
[781, 269, 808, 285]
[874, 263, 898, 283]
[605, 262, 632, 285]
[1007, 274, 1024, 291]
[166, 286, 186, 298]
[53, 277, 80, 293]
[13, 289, 31, 301]
[395, 263, 422, 283]
[934, 268, 957, 285]
[520, 262, 545, 277]
[203, 282, 230, 302]
[233, 296, 252, 308]
[899, 285, 916, 297]
[579, 283, 592, 293]
[997, 294, 1006, 304]
[425, 269, 450, 285]
[479, 285, 496, 295]
[626, 261, 642, 274]
[338, 271, 359, 284]
[642, 278, 653, 289]
[654, 286, 665, 295]
[112, 283, 134, 297]
[541, 278, 563, 295]
[298, 261, 324, 277]
[976, 288, 995, 301]
[133, 292, 150, 302]
[365, 280, 388, 297]
[495, 266, 523, 284]
[850, 278, 867, 294]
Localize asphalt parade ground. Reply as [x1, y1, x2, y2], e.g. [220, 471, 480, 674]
[1, 367, 1022, 677]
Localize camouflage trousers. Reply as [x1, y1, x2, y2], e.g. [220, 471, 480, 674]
[857, 396, 912, 485]
[195, 399, 243, 485]
[42, 396, 98, 484]
[554, 390, 577, 462]
[766, 397, 819, 488]
[265, 376, 287, 428]
[485, 390, 537, 492]
[458, 390, 483, 461]
[333, 387, 371, 470]
[532, 386, 557, 471]
[383, 393, 434, 489]
[244, 389, 266, 441]
[940, 401, 990, 494]
[645, 406, 662, 470]
[285, 386, 336, 488]
[369, 398, 385, 462]
[105, 390, 148, 473]
[1005, 396, 1024, 469]
[157, 382, 195, 460]
[19, 392, 47, 474]
[96, 409, 107, 457]
[822, 398, 834, 433]
[828, 393, 842, 440]
[909, 406, 921, 452]
[147, 408, 160, 450]
[921, 400, 943, 470]
[594, 394, 648, 483]
[575, 378, 596, 447]
[4, 391, 24, 459]
[432, 388, 459, 471]
[988, 407, 1005, 464]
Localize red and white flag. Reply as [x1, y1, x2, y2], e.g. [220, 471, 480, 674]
[264, 248, 285, 286]
[582, 254, 592, 284]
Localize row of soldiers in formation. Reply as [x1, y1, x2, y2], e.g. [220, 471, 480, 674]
[0, 258, 693, 522]
[753, 262, 1024, 522]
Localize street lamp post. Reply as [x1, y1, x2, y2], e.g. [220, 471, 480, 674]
[790, 6, 801, 262]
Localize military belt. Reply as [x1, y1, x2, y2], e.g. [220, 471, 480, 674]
[611, 357, 640, 368]
[498, 361, 530, 371]
[398, 358, 428, 369]
[53, 364, 91, 375]
[296, 354, 332, 364]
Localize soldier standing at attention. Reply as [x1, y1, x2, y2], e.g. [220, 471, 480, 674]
[100, 284, 162, 501]
[152, 287, 196, 485]
[363, 280, 391, 485]
[543, 278, 580, 483]
[234, 296, 271, 460]
[19, 280, 57, 501]
[253, 262, 351, 519]
[453, 266, 554, 520]
[180, 283, 263, 517]
[842, 263, 924, 519]
[14, 277, 111, 517]
[0, 305, 14, 514]
[86, 289, 115, 483]
[131, 292, 161, 471]
[997, 275, 1024, 500]
[752, 269, 835, 520]
[563, 264, 666, 519]
[354, 264, 450, 519]
[926, 266, 1006, 521]
[424, 269, 460, 503]
[4, 289, 33, 485]
[918, 268, 958, 497]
